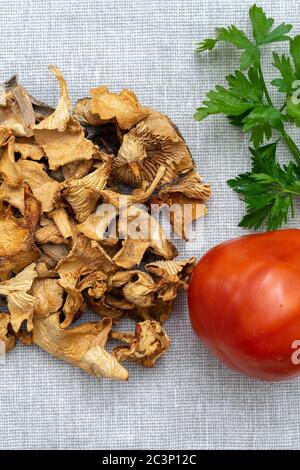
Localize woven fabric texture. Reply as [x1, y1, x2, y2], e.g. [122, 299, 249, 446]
[0, 0, 300, 450]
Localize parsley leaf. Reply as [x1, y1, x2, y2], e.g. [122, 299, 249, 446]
[242, 105, 284, 148]
[228, 143, 300, 230]
[249, 4, 292, 45]
[290, 35, 300, 78]
[194, 69, 262, 121]
[271, 52, 296, 93]
[196, 25, 260, 70]
[195, 4, 300, 230]
[286, 96, 300, 126]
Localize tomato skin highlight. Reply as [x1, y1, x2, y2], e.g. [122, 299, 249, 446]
[188, 229, 300, 381]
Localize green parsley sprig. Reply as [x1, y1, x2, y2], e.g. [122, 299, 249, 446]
[195, 4, 300, 230]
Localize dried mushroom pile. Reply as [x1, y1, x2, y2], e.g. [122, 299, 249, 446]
[0, 66, 210, 380]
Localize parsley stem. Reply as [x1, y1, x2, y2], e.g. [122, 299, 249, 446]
[279, 128, 300, 167]
[257, 64, 300, 167]
[258, 63, 273, 106]
[280, 103, 286, 112]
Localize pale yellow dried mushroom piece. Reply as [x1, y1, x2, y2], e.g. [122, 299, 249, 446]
[113, 111, 195, 187]
[113, 239, 150, 270]
[49, 208, 77, 240]
[62, 159, 93, 180]
[31, 278, 64, 318]
[112, 320, 170, 368]
[78, 271, 108, 299]
[122, 272, 155, 308]
[33, 66, 99, 170]
[73, 97, 105, 126]
[39, 243, 69, 269]
[17, 160, 60, 213]
[77, 210, 117, 243]
[0, 126, 13, 147]
[0, 190, 40, 280]
[117, 204, 178, 261]
[59, 162, 112, 223]
[0, 137, 22, 187]
[35, 220, 66, 245]
[14, 139, 44, 161]
[0, 66, 209, 380]
[0, 80, 34, 137]
[0, 263, 37, 332]
[157, 171, 211, 239]
[90, 86, 150, 130]
[146, 257, 196, 301]
[0, 313, 16, 353]
[56, 235, 116, 327]
[99, 164, 165, 210]
[33, 314, 128, 380]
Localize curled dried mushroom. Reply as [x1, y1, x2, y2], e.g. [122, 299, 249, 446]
[0, 66, 210, 380]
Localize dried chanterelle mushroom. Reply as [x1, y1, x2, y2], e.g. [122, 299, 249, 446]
[0, 66, 210, 380]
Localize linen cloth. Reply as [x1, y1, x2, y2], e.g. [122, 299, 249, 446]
[0, 0, 300, 450]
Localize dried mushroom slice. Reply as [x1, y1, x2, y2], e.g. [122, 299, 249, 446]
[87, 297, 128, 322]
[62, 159, 94, 181]
[56, 235, 115, 327]
[0, 75, 34, 137]
[90, 86, 150, 130]
[122, 272, 155, 308]
[59, 159, 112, 223]
[14, 139, 44, 161]
[145, 257, 196, 281]
[0, 137, 22, 187]
[0, 190, 40, 280]
[49, 208, 77, 240]
[17, 160, 59, 213]
[157, 171, 211, 239]
[113, 111, 194, 187]
[0, 66, 209, 380]
[99, 164, 165, 210]
[73, 97, 104, 126]
[0, 126, 13, 147]
[0, 181, 24, 212]
[35, 220, 66, 245]
[113, 239, 150, 269]
[117, 204, 178, 261]
[78, 271, 107, 298]
[39, 243, 69, 269]
[146, 258, 196, 301]
[0, 263, 37, 332]
[56, 235, 116, 279]
[31, 278, 64, 318]
[33, 66, 99, 170]
[0, 313, 16, 353]
[112, 320, 170, 368]
[33, 314, 128, 380]
[77, 210, 117, 243]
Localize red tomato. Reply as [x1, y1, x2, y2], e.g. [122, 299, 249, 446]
[188, 229, 300, 381]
